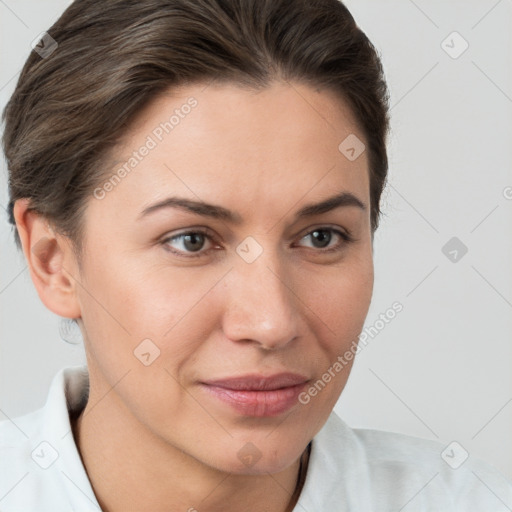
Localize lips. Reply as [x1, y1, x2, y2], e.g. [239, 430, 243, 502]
[203, 373, 309, 391]
[200, 373, 309, 417]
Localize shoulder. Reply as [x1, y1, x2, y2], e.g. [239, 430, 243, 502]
[0, 366, 97, 511]
[0, 401, 47, 463]
[0, 406, 58, 510]
[299, 411, 512, 511]
[357, 426, 512, 510]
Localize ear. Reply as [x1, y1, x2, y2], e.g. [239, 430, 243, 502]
[13, 198, 82, 318]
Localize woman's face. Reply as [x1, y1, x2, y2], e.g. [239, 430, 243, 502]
[74, 80, 373, 474]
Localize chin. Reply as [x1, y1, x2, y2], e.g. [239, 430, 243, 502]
[226, 455, 298, 476]
[203, 438, 305, 476]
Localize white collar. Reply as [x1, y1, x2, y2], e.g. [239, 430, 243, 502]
[5, 365, 510, 511]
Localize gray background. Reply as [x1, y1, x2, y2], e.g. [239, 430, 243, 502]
[1, 0, 511, 480]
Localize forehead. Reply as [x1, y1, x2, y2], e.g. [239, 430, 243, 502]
[90, 80, 370, 224]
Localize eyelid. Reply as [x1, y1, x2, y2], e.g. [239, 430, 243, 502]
[160, 227, 217, 249]
[293, 227, 354, 255]
[295, 224, 354, 242]
[160, 227, 219, 257]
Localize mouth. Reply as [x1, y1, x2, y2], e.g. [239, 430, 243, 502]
[200, 373, 309, 417]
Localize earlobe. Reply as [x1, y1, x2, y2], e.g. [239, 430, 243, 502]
[13, 198, 82, 319]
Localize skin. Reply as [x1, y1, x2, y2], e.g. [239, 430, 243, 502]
[14, 80, 374, 512]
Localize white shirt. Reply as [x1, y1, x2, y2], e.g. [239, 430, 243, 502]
[1, 365, 511, 511]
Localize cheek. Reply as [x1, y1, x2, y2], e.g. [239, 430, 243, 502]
[77, 249, 227, 370]
[301, 251, 374, 339]
[76, 255, 222, 425]
[294, 258, 373, 417]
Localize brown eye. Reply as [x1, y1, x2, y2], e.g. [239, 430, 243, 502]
[162, 230, 215, 258]
[180, 232, 206, 252]
[298, 227, 353, 252]
[309, 229, 332, 249]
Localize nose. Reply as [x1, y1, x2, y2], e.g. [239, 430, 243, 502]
[221, 248, 300, 351]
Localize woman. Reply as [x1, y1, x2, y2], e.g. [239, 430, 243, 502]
[1, 0, 511, 510]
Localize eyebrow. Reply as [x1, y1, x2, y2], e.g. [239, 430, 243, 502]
[138, 191, 366, 223]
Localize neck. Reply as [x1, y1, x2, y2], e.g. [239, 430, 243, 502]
[72, 390, 307, 512]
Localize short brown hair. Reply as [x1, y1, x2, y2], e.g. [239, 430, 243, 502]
[2, 0, 390, 261]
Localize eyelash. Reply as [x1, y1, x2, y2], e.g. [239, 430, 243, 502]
[160, 227, 355, 259]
